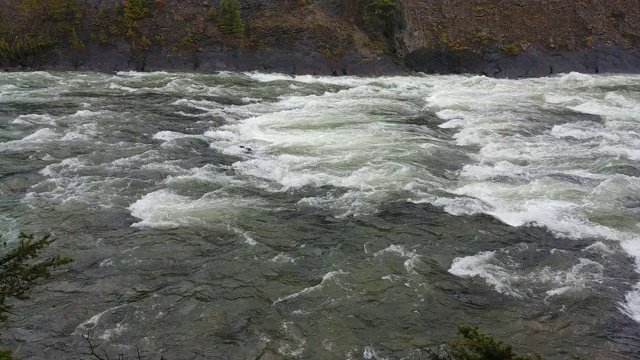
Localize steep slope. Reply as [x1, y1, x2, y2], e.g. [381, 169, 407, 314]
[397, 0, 640, 77]
[1, 0, 639, 77]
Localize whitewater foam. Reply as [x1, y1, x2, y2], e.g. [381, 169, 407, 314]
[152, 130, 204, 142]
[73, 304, 127, 336]
[3, 70, 640, 333]
[620, 239, 640, 322]
[449, 249, 605, 299]
[128, 189, 265, 228]
[271, 253, 296, 264]
[11, 114, 56, 126]
[21, 128, 59, 142]
[449, 251, 522, 297]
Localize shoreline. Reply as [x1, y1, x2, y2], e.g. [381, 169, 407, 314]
[2, 45, 640, 78]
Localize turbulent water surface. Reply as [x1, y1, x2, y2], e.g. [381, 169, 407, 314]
[1, 71, 640, 359]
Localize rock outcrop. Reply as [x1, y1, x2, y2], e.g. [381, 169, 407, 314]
[1, 0, 639, 77]
[396, 0, 640, 77]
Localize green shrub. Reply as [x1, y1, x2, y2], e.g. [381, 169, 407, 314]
[0, 233, 73, 322]
[0, 37, 52, 62]
[179, 26, 202, 52]
[501, 43, 522, 56]
[218, 0, 245, 38]
[206, 7, 217, 21]
[121, 0, 150, 51]
[18, 0, 82, 25]
[0, 233, 72, 358]
[70, 28, 84, 49]
[123, 0, 149, 22]
[360, 0, 398, 23]
[426, 325, 543, 360]
[0, 0, 82, 62]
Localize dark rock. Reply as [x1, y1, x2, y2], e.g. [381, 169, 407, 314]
[405, 48, 486, 75]
[404, 45, 640, 78]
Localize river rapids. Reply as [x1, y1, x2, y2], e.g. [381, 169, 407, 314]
[1, 71, 640, 359]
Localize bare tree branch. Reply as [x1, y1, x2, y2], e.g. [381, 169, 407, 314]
[83, 334, 107, 360]
[102, 348, 111, 360]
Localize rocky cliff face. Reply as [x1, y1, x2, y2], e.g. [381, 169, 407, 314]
[1, 0, 640, 77]
[397, 0, 640, 55]
[395, 0, 640, 77]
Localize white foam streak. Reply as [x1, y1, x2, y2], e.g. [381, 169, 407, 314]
[153, 130, 205, 142]
[12, 114, 56, 126]
[374, 245, 421, 274]
[363, 346, 389, 360]
[624, 287, 640, 322]
[273, 270, 346, 305]
[449, 251, 522, 297]
[128, 190, 265, 227]
[271, 253, 296, 264]
[449, 251, 605, 299]
[620, 239, 640, 322]
[0, 128, 60, 151]
[73, 304, 127, 336]
[374, 245, 416, 258]
[582, 241, 615, 255]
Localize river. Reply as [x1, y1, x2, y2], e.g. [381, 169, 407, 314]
[1, 71, 640, 359]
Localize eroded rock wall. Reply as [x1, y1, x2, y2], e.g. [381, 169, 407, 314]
[395, 0, 640, 76]
[1, 0, 640, 77]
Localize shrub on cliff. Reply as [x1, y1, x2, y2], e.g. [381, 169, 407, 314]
[123, 0, 149, 22]
[218, 0, 245, 39]
[361, 0, 398, 23]
[0, 38, 52, 62]
[18, 0, 82, 25]
[0, 0, 82, 63]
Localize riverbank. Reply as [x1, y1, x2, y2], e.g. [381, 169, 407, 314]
[4, 43, 640, 78]
[2, 0, 640, 78]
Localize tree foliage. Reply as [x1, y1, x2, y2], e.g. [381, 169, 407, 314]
[18, 0, 82, 25]
[218, 0, 245, 38]
[426, 325, 544, 360]
[0, 0, 82, 62]
[0, 37, 52, 62]
[449, 325, 542, 360]
[0, 233, 72, 359]
[123, 0, 149, 22]
[0, 233, 73, 323]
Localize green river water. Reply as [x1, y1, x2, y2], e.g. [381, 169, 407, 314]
[1, 71, 640, 359]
